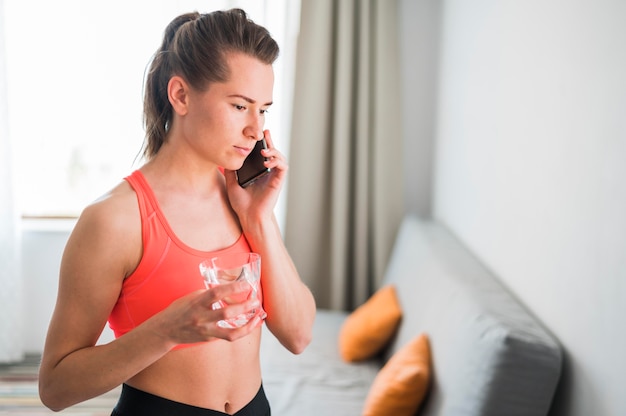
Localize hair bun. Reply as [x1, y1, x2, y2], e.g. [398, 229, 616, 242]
[161, 12, 201, 51]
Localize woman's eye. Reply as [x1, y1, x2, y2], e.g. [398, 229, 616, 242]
[234, 105, 246, 111]
[260, 109, 269, 115]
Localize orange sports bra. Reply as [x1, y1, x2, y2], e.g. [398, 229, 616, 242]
[107, 170, 255, 347]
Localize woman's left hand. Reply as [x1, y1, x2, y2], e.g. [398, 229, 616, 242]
[224, 129, 287, 224]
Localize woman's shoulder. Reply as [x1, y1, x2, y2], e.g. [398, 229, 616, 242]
[64, 179, 142, 278]
[77, 179, 140, 236]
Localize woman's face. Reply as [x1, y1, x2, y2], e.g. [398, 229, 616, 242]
[181, 52, 275, 170]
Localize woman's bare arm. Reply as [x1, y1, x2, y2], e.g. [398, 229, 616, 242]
[225, 131, 316, 354]
[38, 190, 171, 410]
[242, 214, 316, 354]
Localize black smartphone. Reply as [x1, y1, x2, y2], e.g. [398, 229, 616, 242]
[237, 138, 271, 187]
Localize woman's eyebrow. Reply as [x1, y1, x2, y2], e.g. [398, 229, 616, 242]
[228, 94, 273, 106]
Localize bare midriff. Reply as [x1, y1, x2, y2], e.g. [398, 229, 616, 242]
[126, 328, 262, 413]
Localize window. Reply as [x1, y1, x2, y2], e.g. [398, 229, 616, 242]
[5, 0, 299, 220]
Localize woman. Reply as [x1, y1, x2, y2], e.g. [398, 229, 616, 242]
[38, 9, 316, 416]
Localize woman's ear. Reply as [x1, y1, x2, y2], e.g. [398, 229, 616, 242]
[168, 76, 189, 116]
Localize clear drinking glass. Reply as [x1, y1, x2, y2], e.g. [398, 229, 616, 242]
[199, 252, 266, 328]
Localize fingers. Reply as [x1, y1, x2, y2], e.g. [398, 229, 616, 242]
[261, 130, 288, 172]
[262, 129, 274, 148]
[262, 149, 287, 171]
[201, 281, 252, 308]
[204, 301, 265, 342]
[200, 281, 264, 332]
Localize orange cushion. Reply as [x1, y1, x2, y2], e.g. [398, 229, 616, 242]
[362, 334, 432, 416]
[338, 285, 402, 362]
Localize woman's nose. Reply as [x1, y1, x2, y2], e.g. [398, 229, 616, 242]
[244, 117, 264, 140]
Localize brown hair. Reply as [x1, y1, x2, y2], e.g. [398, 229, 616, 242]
[142, 8, 279, 159]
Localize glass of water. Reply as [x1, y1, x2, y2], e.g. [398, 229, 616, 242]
[199, 252, 266, 328]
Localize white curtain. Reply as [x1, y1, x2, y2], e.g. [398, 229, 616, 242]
[0, 0, 24, 363]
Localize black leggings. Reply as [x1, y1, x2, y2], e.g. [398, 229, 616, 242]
[111, 383, 270, 416]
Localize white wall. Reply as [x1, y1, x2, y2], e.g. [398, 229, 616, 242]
[20, 224, 68, 353]
[20, 221, 114, 353]
[398, 0, 441, 217]
[399, 0, 626, 415]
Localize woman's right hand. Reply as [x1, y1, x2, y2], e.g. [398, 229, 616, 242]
[155, 281, 264, 346]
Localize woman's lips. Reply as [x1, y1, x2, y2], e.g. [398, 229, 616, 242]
[234, 145, 252, 157]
